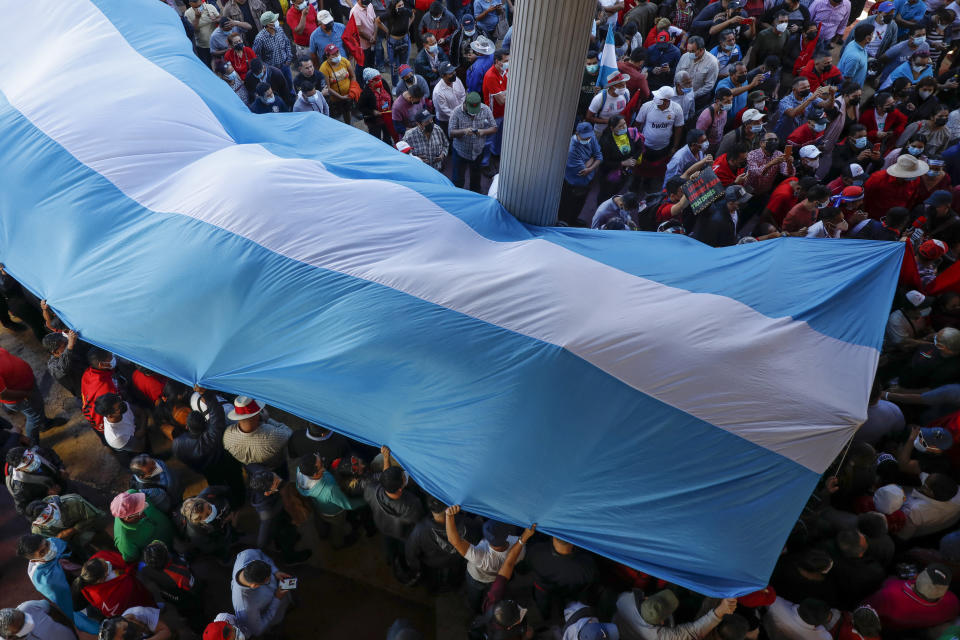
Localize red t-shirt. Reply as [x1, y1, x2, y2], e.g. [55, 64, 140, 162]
[132, 370, 167, 405]
[81, 550, 156, 617]
[786, 123, 819, 147]
[482, 66, 508, 119]
[712, 154, 744, 187]
[81, 368, 119, 431]
[0, 348, 35, 404]
[657, 201, 678, 224]
[223, 47, 256, 80]
[766, 177, 799, 227]
[286, 5, 319, 47]
[782, 201, 816, 232]
[864, 577, 960, 631]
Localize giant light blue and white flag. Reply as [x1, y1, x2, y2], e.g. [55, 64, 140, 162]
[597, 25, 619, 87]
[0, 0, 903, 596]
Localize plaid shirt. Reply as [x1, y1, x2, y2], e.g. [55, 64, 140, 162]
[449, 104, 496, 161]
[403, 126, 449, 169]
[253, 27, 292, 68]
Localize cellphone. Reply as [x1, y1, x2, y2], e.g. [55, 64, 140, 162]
[743, 17, 755, 25]
[873, 143, 881, 153]
[784, 144, 793, 157]
[280, 577, 298, 590]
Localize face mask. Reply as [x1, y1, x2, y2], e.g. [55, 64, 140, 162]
[232, 42, 243, 51]
[614, 127, 628, 136]
[577, 136, 592, 145]
[19, 453, 41, 473]
[723, 43, 735, 51]
[272, 20, 280, 30]
[764, 139, 778, 151]
[428, 44, 439, 54]
[108, 355, 117, 369]
[33, 502, 62, 528]
[754, 101, 765, 110]
[811, 122, 826, 132]
[40, 543, 58, 562]
[15, 613, 34, 638]
[298, 0, 308, 8]
[912, 63, 927, 72]
[204, 504, 219, 523]
[721, 103, 732, 111]
[586, 63, 599, 73]
[501, 62, 509, 70]
[751, 125, 764, 134]
[334, 55, 344, 65]
[423, 122, 435, 133]
[929, 169, 943, 177]
[935, 115, 950, 126]
[920, 89, 933, 100]
[256, 71, 266, 81]
[103, 561, 117, 582]
[847, 95, 860, 105]
[679, 86, 691, 94]
[264, 95, 275, 104]
[805, 159, 820, 170]
[913, 36, 926, 44]
[465, 28, 476, 36]
[908, 145, 922, 156]
[797, 89, 811, 98]
[404, 76, 415, 85]
[776, 22, 787, 32]
[853, 136, 868, 148]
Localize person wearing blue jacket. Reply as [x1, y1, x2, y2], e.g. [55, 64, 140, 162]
[559, 122, 603, 227]
[17, 535, 99, 634]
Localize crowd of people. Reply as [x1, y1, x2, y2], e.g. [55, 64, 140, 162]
[8, 0, 960, 638]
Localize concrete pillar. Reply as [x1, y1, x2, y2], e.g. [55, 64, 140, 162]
[496, 0, 597, 226]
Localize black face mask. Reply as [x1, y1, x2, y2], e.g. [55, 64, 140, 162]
[423, 122, 435, 133]
[797, 89, 811, 98]
[232, 42, 243, 51]
[805, 31, 818, 40]
[405, 77, 415, 85]
[936, 116, 949, 126]
[764, 139, 778, 152]
[847, 95, 861, 105]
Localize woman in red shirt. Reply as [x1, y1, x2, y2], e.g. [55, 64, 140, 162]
[223, 33, 257, 80]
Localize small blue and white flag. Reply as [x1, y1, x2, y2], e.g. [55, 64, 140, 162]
[597, 25, 619, 87]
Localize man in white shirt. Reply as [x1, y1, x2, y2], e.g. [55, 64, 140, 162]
[899, 471, 960, 539]
[804, 207, 848, 238]
[97, 606, 172, 640]
[634, 86, 685, 160]
[0, 600, 77, 640]
[764, 597, 840, 640]
[675, 36, 719, 110]
[95, 394, 147, 453]
[444, 505, 523, 611]
[587, 71, 631, 135]
[615, 589, 737, 640]
[562, 601, 620, 640]
[433, 62, 466, 136]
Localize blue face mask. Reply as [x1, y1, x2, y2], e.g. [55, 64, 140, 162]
[586, 63, 599, 73]
[679, 86, 692, 94]
[577, 135, 592, 145]
[853, 136, 868, 149]
[908, 145, 923, 156]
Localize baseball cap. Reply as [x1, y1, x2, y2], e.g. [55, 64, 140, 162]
[872, 484, 905, 514]
[656, 31, 671, 43]
[482, 519, 511, 547]
[916, 563, 952, 600]
[439, 62, 456, 76]
[653, 86, 676, 100]
[641, 590, 680, 625]
[110, 490, 147, 518]
[318, 9, 334, 24]
[398, 64, 414, 78]
[203, 622, 233, 640]
[840, 185, 864, 201]
[465, 91, 482, 114]
[919, 238, 948, 260]
[579, 622, 620, 640]
[742, 108, 765, 123]
[725, 185, 752, 204]
[461, 13, 476, 28]
[925, 189, 953, 207]
[324, 43, 340, 57]
[876, 0, 895, 11]
[905, 290, 929, 308]
[799, 145, 821, 159]
[918, 426, 954, 452]
[415, 110, 434, 123]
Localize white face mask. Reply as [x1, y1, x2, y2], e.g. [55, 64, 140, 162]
[204, 504, 219, 524]
[18, 452, 41, 473]
[754, 101, 765, 111]
[805, 158, 820, 170]
[39, 543, 58, 563]
[776, 22, 787, 32]
[103, 561, 117, 582]
[16, 613, 34, 637]
[298, 0, 308, 8]
[331, 55, 342, 65]
[272, 20, 280, 30]
[33, 502, 62, 528]
[234, 628, 246, 640]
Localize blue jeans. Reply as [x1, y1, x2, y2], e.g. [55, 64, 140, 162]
[386, 35, 410, 87]
[452, 149, 483, 193]
[374, 31, 386, 69]
[10, 385, 46, 445]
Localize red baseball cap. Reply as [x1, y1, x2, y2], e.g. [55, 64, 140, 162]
[203, 622, 233, 640]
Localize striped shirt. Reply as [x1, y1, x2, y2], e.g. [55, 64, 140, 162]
[253, 27, 292, 68]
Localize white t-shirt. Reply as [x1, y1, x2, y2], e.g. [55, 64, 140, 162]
[123, 607, 160, 633]
[599, 0, 621, 26]
[463, 536, 524, 583]
[901, 472, 960, 539]
[103, 409, 136, 450]
[764, 597, 839, 640]
[865, 22, 888, 56]
[635, 100, 684, 150]
[589, 88, 630, 135]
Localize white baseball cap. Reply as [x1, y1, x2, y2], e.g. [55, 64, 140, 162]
[318, 9, 334, 24]
[799, 144, 821, 159]
[653, 86, 676, 101]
